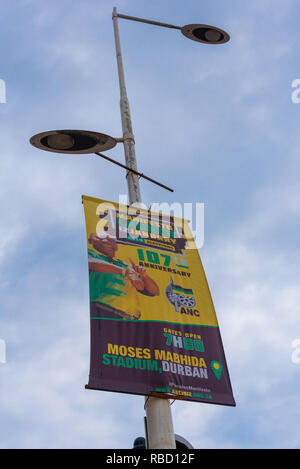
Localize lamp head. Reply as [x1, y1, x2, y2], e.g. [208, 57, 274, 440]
[30, 129, 117, 154]
[181, 24, 230, 44]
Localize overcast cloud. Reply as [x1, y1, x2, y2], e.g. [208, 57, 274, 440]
[0, 0, 299, 449]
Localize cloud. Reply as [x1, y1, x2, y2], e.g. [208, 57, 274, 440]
[1, 0, 300, 450]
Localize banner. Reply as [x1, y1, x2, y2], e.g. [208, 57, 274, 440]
[82, 195, 235, 406]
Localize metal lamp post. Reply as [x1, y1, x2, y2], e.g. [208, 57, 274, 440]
[30, 7, 230, 450]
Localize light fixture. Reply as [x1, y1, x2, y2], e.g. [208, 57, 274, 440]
[181, 24, 230, 44]
[30, 129, 117, 154]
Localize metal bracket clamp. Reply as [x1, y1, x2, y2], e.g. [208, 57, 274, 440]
[144, 391, 184, 409]
[115, 132, 135, 144]
[123, 132, 135, 142]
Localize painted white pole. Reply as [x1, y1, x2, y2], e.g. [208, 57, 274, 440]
[112, 7, 176, 450]
[144, 397, 176, 449]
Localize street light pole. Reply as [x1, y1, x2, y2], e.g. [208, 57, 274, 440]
[112, 7, 176, 449]
[112, 7, 141, 206]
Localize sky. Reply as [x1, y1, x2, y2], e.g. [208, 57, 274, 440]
[0, 0, 300, 449]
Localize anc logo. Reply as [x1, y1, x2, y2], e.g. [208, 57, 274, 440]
[165, 276, 197, 313]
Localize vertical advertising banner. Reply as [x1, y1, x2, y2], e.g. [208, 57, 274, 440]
[82, 195, 235, 406]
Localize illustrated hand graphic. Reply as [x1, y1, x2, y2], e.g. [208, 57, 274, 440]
[128, 258, 147, 277]
[125, 260, 145, 291]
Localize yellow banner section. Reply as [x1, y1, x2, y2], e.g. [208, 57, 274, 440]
[82, 195, 218, 327]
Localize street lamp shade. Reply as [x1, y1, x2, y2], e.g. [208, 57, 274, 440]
[30, 129, 117, 154]
[181, 24, 230, 44]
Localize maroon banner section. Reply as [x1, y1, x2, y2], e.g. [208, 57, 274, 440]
[87, 308, 235, 406]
